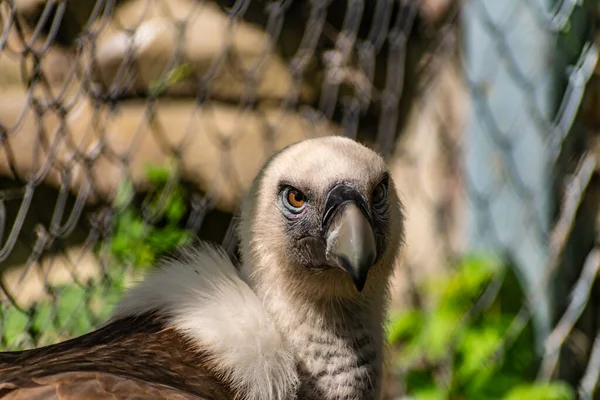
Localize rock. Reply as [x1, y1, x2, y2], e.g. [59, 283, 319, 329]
[0, 90, 337, 212]
[11, 0, 100, 45]
[0, 3, 78, 89]
[0, 53, 24, 89]
[13, 0, 105, 46]
[86, 0, 316, 102]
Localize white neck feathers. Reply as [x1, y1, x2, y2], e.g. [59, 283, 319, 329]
[111, 244, 299, 400]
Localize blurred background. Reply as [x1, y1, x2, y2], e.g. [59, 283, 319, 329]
[0, 0, 598, 398]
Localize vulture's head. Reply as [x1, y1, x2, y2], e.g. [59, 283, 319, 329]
[240, 136, 404, 299]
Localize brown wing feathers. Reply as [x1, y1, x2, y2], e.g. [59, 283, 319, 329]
[0, 313, 235, 400]
[0, 373, 206, 400]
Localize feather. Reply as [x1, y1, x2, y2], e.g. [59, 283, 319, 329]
[112, 244, 298, 400]
[0, 245, 298, 400]
[0, 313, 233, 399]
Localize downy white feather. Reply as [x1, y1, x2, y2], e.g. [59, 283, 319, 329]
[112, 244, 298, 400]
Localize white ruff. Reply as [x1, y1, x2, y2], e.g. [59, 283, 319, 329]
[112, 244, 298, 400]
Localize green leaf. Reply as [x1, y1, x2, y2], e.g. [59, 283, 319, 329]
[147, 227, 191, 253]
[464, 373, 523, 399]
[134, 243, 158, 267]
[148, 63, 193, 96]
[56, 285, 92, 336]
[419, 309, 461, 362]
[31, 302, 53, 337]
[412, 386, 447, 400]
[113, 179, 135, 210]
[166, 63, 194, 85]
[144, 164, 171, 186]
[502, 382, 575, 400]
[387, 310, 422, 344]
[2, 308, 28, 345]
[456, 326, 503, 381]
[89, 275, 126, 322]
[165, 191, 187, 222]
[440, 256, 500, 310]
[406, 369, 440, 395]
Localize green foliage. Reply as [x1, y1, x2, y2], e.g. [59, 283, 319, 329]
[1, 308, 28, 346]
[0, 268, 126, 349]
[108, 163, 192, 268]
[502, 383, 575, 400]
[149, 63, 194, 97]
[387, 255, 575, 400]
[0, 163, 193, 350]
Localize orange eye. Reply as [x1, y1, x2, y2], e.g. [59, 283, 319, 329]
[287, 189, 306, 209]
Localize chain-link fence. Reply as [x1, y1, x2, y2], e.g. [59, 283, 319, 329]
[0, 0, 598, 398]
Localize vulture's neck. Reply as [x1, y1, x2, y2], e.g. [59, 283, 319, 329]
[115, 246, 387, 400]
[253, 275, 387, 400]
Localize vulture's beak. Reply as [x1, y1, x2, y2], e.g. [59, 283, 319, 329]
[323, 184, 377, 292]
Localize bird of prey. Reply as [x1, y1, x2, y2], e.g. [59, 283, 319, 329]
[0, 136, 404, 400]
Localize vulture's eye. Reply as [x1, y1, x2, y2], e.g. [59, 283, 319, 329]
[372, 181, 388, 206]
[283, 187, 307, 212]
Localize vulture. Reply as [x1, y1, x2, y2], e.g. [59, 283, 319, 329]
[0, 136, 404, 400]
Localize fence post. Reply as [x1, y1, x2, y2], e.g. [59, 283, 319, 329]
[461, 0, 593, 349]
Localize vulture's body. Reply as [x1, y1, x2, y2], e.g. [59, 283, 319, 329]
[0, 137, 404, 400]
[0, 313, 232, 399]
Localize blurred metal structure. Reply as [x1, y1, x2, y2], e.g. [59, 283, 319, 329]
[463, 0, 594, 344]
[0, 0, 598, 398]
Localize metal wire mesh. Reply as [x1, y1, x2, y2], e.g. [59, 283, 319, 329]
[0, 0, 598, 398]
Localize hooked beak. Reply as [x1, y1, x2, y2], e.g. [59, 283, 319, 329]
[325, 202, 377, 292]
